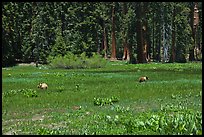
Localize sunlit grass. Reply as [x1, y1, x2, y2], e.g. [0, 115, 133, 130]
[2, 62, 202, 135]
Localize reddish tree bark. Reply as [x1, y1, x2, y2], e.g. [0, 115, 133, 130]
[122, 37, 131, 61]
[122, 2, 131, 61]
[136, 2, 146, 63]
[122, 38, 128, 60]
[111, 2, 117, 60]
[143, 2, 151, 62]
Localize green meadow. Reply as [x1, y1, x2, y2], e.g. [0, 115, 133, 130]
[2, 62, 202, 135]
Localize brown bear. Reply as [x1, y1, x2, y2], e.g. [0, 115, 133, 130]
[37, 83, 48, 89]
[139, 76, 149, 83]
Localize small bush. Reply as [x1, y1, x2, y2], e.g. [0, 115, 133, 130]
[48, 52, 108, 69]
[3, 89, 38, 98]
[56, 86, 65, 92]
[37, 127, 61, 135]
[3, 89, 18, 97]
[85, 53, 107, 69]
[22, 89, 38, 97]
[120, 105, 202, 135]
[94, 96, 119, 106]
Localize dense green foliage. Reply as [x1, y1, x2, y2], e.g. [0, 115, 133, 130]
[48, 52, 108, 69]
[2, 2, 202, 66]
[2, 62, 202, 135]
[3, 89, 38, 98]
[94, 96, 119, 106]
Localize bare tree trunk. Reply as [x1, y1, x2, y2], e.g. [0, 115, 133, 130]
[143, 2, 150, 62]
[170, 5, 176, 62]
[122, 2, 131, 62]
[111, 2, 117, 60]
[136, 2, 146, 63]
[143, 30, 148, 62]
[162, 24, 169, 63]
[122, 39, 128, 60]
[103, 25, 108, 59]
[122, 38, 132, 62]
[152, 12, 155, 61]
[122, 2, 127, 61]
[126, 42, 131, 62]
[96, 29, 100, 54]
[145, 27, 151, 62]
[171, 27, 176, 62]
[156, 27, 161, 62]
[193, 2, 199, 61]
[189, 2, 199, 61]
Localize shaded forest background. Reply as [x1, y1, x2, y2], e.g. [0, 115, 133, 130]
[2, 2, 202, 67]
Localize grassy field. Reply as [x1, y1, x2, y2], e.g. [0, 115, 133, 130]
[2, 61, 202, 135]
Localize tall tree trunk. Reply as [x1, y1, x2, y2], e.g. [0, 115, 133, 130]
[126, 43, 132, 62]
[145, 26, 151, 62]
[122, 38, 128, 60]
[171, 25, 176, 62]
[96, 29, 100, 54]
[136, 2, 146, 63]
[122, 2, 127, 61]
[143, 27, 148, 62]
[189, 2, 199, 61]
[162, 24, 169, 63]
[152, 11, 155, 61]
[111, 2, 117, 60]
[193, 2, 199, 61]
[103, 25, 108, 59]
[155, 27, 161, 62]
[143, 2, 150, 62]
[122, 2, 131, 62]
[123, 38, 132, 62]
[170, 5, 176, 62]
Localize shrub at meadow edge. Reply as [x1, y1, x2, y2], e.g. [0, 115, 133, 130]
[48, 52, 108, 69]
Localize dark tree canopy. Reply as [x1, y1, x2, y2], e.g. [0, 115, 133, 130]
[2, 2, 202, 67]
